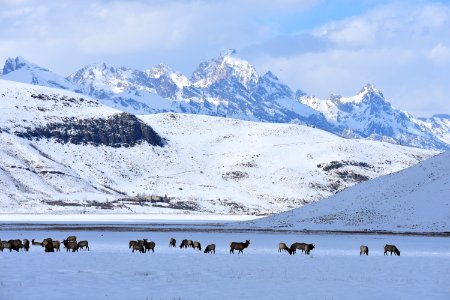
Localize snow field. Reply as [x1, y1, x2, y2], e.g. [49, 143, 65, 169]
[0, 230, 449, 299]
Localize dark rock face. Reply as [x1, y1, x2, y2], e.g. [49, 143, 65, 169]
[17, 113, 164, 147]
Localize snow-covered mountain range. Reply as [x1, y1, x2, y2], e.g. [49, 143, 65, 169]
[2, 52, 449, 151]
[0, 80, 436, 214]
[244, 151, 450, 233]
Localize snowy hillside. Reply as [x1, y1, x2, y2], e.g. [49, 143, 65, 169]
[2, 54, 449, 151]
[1, 56, 81, 92]
[244, 151, 450, 232]
[0, 79, 437, 215]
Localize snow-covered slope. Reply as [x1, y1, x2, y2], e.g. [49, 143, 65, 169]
[1, 56, 81, 92]
[244, 151, 450, 232]
[300, 84, 448, 150]
[0, 79, 436, 214]
[417, 114, 450, 145]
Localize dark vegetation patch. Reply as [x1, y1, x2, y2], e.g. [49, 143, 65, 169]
[222, 171, 249, 181]
[317, 160, 373, 172]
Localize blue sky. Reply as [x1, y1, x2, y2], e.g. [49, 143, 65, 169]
[0, 0, 449, 116]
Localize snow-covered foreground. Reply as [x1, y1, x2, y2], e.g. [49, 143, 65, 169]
[1, 230, 449, 299]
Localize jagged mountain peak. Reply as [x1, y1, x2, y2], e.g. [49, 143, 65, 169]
[191, 50, 258, 88]
[2, 56, 51, 76]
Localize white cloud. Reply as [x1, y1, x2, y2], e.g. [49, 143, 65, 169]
[251, 1, 450, 116]
[428, 43, 450, 65]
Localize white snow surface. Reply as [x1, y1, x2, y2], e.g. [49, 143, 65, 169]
[244, 151, 450, 233]
[0, 79, 437, 215]
[0, 230, 449, 299]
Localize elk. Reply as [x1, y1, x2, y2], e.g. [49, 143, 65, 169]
[229, 240, 250, 254]
[66, 236, 77, 242]
[291, 243, 315, 255]
[143, 239, 155, 253]
[180, 239, 189, 249]
[8, 239, 23, 252]
[43, 238, 54, 252]
[169, 238, 176, 247]
[278, 242, 290, 253]
[384, 244, 400, 256]
[193, 241, 202, 251]
[132, 243, 145, 253]
[204, 244, 216, 254]
[0, 240, 12, 252]
[63, 240, 79, 252]
[22, 239, 30, 252]
[360, 245, 369, 256]
[52, 240, 61, 252]
[129, 240, 137, 249]
[77, 240, 89, 251]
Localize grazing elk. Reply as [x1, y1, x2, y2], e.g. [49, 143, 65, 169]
[384, 245, 400, 256]
[42, 238, 53, 248]
[143, 239, 155, 253]
[204, 244, 216, 254]
[77, 240, 89, 251]
[180, 239, 190, 249]
[291, 243, 315, 255]
[360, 245, 369, 256]
[230, 240, 250, 254]
[0, 240, 12, 252]
[23, 239, 30, 252]
[52, 240, 61, 252]
[43, 238, 54, 252]
[187, 240, 194, 248]
[63, 240, 79, 252]
[8, 239, 23, 252]
[169, 238, 176, 247]
[193, 241, 202, 251]
[132, 243, 145, 253]
[129, 240, 137, 249]
[278, 242, 290, 253]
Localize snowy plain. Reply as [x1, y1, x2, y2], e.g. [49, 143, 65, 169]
[0, 229, 449, 300]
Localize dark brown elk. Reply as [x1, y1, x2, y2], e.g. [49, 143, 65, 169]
[143, 239, 155, 253]
[63, 240, 79, 252]
[23, 239, 30, 251]
[44, 238, 54, 252]
[360, 245, 369, 256]
[169, 238, 176, 247]
[0, 241, 12, 252]
[42, 238, 53, 248]
[132, 243, 145, 253]
[8, 239, 23, 252]
[52, 240, 61, 252]
[129, 240, 137, 249]
[66, 236, 77, 242]
[384, 244, 400, 256]
[204, 244, 216, 254]
[193, 241, 202, 251]
[230, 240, 250, 254]
[180, 239, 190, 249]
[77, 241, 89, 251]
[187, 240, 194, 248]
[32, 239, 43, 246]
[291, 243, 315, 255]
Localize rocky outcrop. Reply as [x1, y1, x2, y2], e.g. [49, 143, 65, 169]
[17, 113, 164, 147]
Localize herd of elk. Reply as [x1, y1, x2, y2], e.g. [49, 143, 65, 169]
[1, 236, 401, 257]
[129, 239, 156, 253]
[0, 236, 91, 253]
